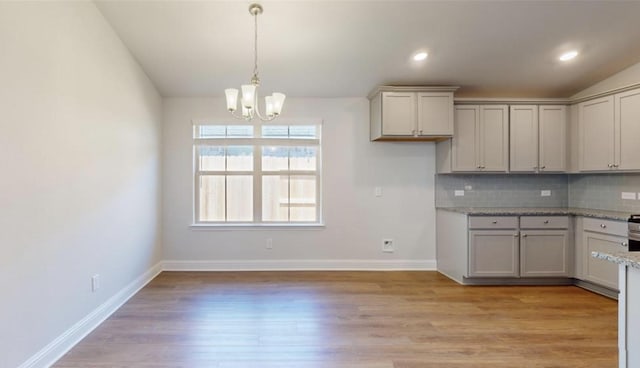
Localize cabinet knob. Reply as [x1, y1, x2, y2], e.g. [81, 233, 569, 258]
[613, 164, 619, 168]
[600, 224, 607, 228]
[608, 164, 614, 168]
[411, 129, 417, 136]
[543, 220, 549, 224]
[492, 220, 498, 224]
[622, 242, 628, 247]
[522, 234, 527, 237]
[541, 166, 546, 170]
[418, 129, 423, 135]
[480, 166, 485, 169]
[514, 234, 519, 237]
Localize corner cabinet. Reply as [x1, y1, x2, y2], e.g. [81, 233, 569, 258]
[369, 86, 458, 141]
[578, 88, 640, 172]
[451, 105, 509, 172]
[509, 105, 567, 173]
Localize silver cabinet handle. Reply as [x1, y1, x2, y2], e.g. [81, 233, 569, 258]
[522, 234, 527, 237]
[608, 164, 614, 168]
[514, 234, 519, 237]
[541, 166, 546, 170]
[492, 220, 498, 224]
[480, 166, 486, 169]
[543, 220, 549, 224]
[613, 164, 619, 168]
[622, 242, 628, 247]
[600, 224, 607, 228]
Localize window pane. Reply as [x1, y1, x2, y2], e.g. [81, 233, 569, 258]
[226, 125, 253, 138]
[289, 125, 318, 139]
[199, 175, 225, 221]
[227, 176, 253, 221]
[198, 146, 225, 171]
[290, 175, 317, 222]
[289, 147, 317, 171]
[262, 125, 289, 138]
[262, 146, 288, 171]
[262, 175, 289, 222]
[196, 125, 225, 138]
[226, 146, 253, 171]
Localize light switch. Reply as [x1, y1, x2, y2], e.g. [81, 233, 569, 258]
[541, 190, 551, 197]
[374, 187, 382, 197]
[454, 190, 464, 197]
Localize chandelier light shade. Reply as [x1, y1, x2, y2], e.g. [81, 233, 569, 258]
[225, 3, 286, 121]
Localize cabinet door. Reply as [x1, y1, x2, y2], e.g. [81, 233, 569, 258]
[509, 105, 538, 172]
[520, 230, 570, 277]
[381, 92, 416, 135]
[417, 92, 454, 136]
[583, 231, 627, 290]
[615, 89, 640, 170]
[539, 105, 567, 172]
[452, 105, 479, 172]
[479, 105, 509, 172]
[578, 96, 614, 171]
[469, 230, 519, 277]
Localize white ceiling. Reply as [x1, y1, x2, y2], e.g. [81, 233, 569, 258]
[95, 1, 640, 98]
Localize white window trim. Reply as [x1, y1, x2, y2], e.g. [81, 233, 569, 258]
[191, 119, 323, 227]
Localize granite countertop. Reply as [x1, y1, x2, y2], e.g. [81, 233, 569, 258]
[592, 251, 640, 270]
[437, 207, 633, 221]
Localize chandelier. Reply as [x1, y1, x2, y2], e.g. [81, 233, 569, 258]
[224, 3, 286, 121]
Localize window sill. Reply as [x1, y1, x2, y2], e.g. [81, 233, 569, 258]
[189, 223, 326, 231]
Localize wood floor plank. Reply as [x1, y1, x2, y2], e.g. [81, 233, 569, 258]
[53, 271, 617, 367]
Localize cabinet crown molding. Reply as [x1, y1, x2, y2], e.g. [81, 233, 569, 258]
[367, 85, 460, 100]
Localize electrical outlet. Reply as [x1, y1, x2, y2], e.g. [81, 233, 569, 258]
[91, 274, 100, 292]
[454, 190, 465, 197]
[374, 187, 382, 197]
[266, 238, 273, 250]
[541, 190, 551, 197]
[382, 239, 394, 253]
[621, 192, 636, 200]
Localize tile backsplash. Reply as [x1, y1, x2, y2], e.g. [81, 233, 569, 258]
[569, 173, 640, 213]
[436, 173, 640, 213]
[435, 174, 568, 208]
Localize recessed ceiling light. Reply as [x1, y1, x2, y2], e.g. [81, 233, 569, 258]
[413, 52, 428, 61]
[559, 50, 578, 61]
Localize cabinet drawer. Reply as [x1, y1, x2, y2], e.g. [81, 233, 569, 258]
[469, 216, 518, 229]
[520, 216, 569, 229]
[583, 217, 627, 237]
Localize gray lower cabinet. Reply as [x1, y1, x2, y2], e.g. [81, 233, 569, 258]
[579, 217, 629, 290]
[467, 215, 570, 279]
[520, 230, 570, 277]
[469, 230, 519, 277]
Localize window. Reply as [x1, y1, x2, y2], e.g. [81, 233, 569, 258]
[193, 121, 322, 225]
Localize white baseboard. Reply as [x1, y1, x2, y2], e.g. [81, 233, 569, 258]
[162, 259, 437, 271]
[19, 262, 163, 368]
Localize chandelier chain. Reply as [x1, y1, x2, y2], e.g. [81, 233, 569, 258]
[253, 11, 259, 82]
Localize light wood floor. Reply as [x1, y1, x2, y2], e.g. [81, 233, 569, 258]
[54, 271, 617, 368]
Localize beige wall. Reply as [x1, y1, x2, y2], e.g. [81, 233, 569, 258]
[0, 2, 163, 367]
[572, 60, 640, 99]
[162, 97, 437, 268]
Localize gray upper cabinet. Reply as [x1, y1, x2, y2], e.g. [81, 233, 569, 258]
[539, 105, 567, 172]
[578, 96, 615, 171]
[510, 105, 566, 173]
[578, 89, 640, 172]
[615, 88, 640, 170]
[369, 86, 457, 141]
[451, 105, 509, 172]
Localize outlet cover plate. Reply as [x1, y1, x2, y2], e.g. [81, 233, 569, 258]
[541, 190, 551, 197]
[382, 239, 394, 253]
[621, 192, 636, 200]
[454, 190, 465, 197]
